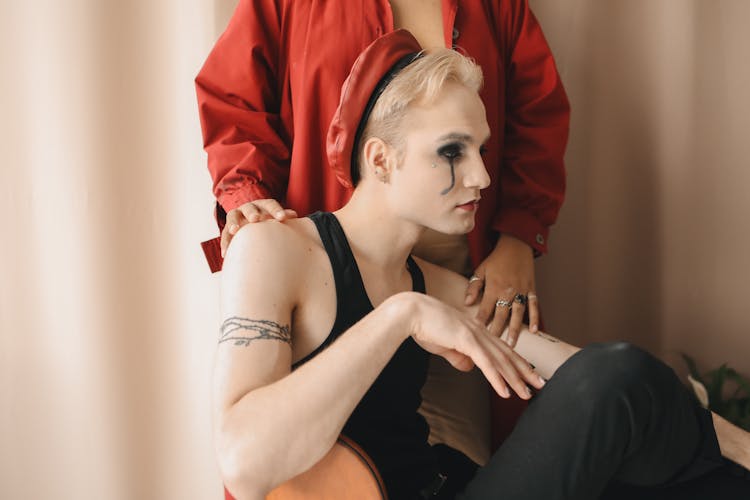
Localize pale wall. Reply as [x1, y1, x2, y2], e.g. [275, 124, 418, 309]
[531, 0, 750, 376]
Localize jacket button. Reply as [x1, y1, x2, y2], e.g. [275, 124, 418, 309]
[452, 28, 460, 41]
[536, 234, 545, 245]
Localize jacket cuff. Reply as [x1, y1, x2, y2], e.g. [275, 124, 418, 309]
[492, 209, 550, 256]
[217, 181, 275, 213]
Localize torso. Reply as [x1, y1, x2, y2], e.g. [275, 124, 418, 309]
[389, 0, 446, 49]
[282, 216, 417, 365]
[286, 212, 438, 497]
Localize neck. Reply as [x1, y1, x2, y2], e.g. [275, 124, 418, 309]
[334, 186, 424, 276]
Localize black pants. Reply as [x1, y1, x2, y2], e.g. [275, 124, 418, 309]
[431, 342, 748, 499]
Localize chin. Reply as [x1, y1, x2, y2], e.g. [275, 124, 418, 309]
[428, 216, 476, 235]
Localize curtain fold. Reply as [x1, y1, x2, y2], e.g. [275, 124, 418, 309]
[2, 1, 223, 499]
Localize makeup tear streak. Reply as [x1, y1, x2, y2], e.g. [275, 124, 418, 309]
[439, 158, 456, 195]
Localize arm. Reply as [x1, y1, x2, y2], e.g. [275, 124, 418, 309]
[196, 0, 291, 216]
[465, 0, 570, 344]
[417, 257, 579, 380]
[217, 225, 544, 498]
[493, 0, 570, 255]
[215, 224, 411, 497]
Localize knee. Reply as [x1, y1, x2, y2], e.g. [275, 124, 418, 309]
[563, 342, 671, 403]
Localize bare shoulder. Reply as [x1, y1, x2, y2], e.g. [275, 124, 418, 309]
[412, 256, 471, 312]
[224, 218, 319, 278]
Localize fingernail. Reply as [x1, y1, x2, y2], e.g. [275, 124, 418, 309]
[531, 324, 538, 333]
[276, 210, 285, 219]
[525, 386, 532, 398]
[538, 376, 546, 386]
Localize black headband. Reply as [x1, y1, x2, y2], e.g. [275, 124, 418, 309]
[350, 52, 422, 185]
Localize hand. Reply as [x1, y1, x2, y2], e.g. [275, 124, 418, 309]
[464, 234, 539, 347]
[401, 293, 545, 400]
[221, 200, 298, 257]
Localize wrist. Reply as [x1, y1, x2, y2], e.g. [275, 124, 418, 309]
[380, 292, 422, 341]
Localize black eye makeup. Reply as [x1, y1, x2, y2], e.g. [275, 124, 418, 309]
[435, 142, 464, 195]
[437, 142, 465, 161]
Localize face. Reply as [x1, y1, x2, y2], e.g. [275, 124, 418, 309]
[384, 81, 491, 234]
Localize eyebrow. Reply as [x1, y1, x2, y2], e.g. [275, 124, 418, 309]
[436, 132, 491, 144]
[436, 133, 473, 143]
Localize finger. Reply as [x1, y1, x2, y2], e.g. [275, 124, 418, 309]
[220, 224, 232, 258]
[261, 208, 297, 223]
[457, 326, 510, 398]
[473, 351, 511, 398]
[239, 203, 261, 223]
[492, 351, 532, 400]
[475, 324, 545, 396]
[253, 199, 287, 220]
[464, 274, 484, 306]
[221, 209, 244, 257]
[488, 340, 542, 399]
[506, 347, 546, 390]
[499, 368, 532, 399]
[528, 293, 540, 333]
[506, 301, 526, 348]
[476, 292, 498, 325]
[487, 299, 512, 337]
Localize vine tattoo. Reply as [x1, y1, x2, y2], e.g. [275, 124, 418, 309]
[538, 332, 560, 343]
[219, 317, 291, 347]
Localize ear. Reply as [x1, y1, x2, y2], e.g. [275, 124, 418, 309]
[361, 136, 394, 180]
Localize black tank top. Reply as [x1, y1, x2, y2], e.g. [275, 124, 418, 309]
[293, 211, 440, 499]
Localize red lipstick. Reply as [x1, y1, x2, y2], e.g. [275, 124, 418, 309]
[456, 201, 478, 211]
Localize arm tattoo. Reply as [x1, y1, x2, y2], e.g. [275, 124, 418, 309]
[538, 332, 560, 343]
[219, 317, 291, 347]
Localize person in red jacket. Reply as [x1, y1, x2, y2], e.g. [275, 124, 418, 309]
[196, 0, 568, 346]
[215, 33, 750, 499]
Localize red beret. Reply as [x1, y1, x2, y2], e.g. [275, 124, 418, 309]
[327, 29, 422, 188]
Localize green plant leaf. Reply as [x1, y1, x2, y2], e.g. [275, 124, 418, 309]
[681, 353, 705, 385]
[681, 355, 750, 430]
[706, 364, 728, 408]
[725, 368, 750, 397]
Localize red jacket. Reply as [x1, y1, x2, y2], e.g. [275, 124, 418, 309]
[196, 0, 569, 266]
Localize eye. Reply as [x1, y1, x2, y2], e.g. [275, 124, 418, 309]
[437, 142, 464, 161]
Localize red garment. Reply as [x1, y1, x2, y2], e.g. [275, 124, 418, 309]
[196, 0, 569, 264]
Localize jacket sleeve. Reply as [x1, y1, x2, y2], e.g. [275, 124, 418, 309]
[493, 0, 570, 255]
[195, 0, 290, 215]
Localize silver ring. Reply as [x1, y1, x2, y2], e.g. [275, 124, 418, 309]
[468, 275, 483, 284]
[495, 299, 513, 309]
[527, 292, 538, 300]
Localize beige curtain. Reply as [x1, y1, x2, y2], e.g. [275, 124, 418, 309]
[1, 1, 748, 498]
[531, 0, 750, 373]
[1, 1, 223, 498]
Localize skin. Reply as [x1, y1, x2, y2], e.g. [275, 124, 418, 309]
[215, 81, 750, 499]
[219, 0, 538, 342]
[215, 82, 547, 498]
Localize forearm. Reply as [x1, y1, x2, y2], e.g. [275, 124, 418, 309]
[218, 296, 412, 497]
[500, 327, 579, 381]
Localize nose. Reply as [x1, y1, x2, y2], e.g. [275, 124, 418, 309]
[462, 153, 491, 190]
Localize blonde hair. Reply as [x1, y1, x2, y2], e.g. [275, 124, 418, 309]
[356, 48, 483, 181]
